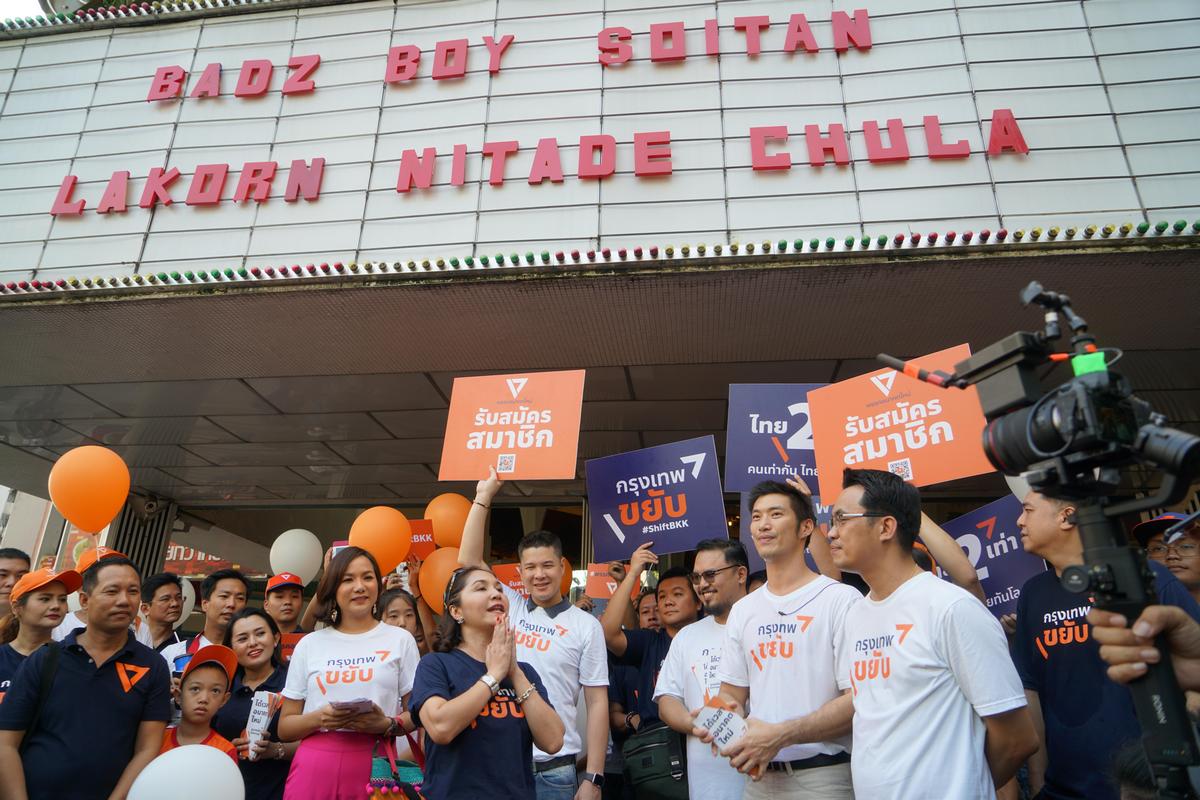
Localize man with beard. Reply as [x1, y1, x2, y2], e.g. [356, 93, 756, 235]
[653, 538, 749, 800]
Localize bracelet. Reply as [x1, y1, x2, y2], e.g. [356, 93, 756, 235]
[473, 501, 490, 509]
[274, 742, 286, 760]
[625, 711, 638, 732]
[515, 685, 536, 705]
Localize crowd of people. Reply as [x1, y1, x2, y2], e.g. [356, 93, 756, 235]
[0, 466, 1196, 800]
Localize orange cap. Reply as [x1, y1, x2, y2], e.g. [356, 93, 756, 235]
[75, 546, 127, 575]
[10, 567, 83, 606]
[266, 572, 304, 593]
[181, 644, 238, 686]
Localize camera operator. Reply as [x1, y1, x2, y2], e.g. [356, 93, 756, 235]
[1012, 492, 1200, 800]
[1087, 605, 1200, 692]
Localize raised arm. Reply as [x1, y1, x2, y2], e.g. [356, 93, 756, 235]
[600, 543, 657, 657]
[299, 547, 333, 632]
[918, 512, 985, 603]
[784, 474, 840, 580]
[459, 467, 502, 569]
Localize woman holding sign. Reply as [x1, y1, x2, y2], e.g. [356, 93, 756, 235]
[214, 608, 295, 800]
[277, 547, 421, 800]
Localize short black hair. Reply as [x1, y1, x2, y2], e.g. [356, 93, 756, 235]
[746, 570, 767, 589]
[656, 566, 699, 606]
[1112, 743, 1155, 800]
[82, 556, 140, 593]
[141, 572, 182, 603]
[0, 548, 30, 566]
[201, 568, 250, 600]
[842, 468, 921, 551]
[379, 588, 417, 617]
[516, 530, 562, 560]
[634, 587, 656, 614]
[747, 481, 816, 524]
[181, 661, 230, 692]
[695, 538, 748, 570]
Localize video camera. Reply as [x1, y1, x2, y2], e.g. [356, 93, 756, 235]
[880, 281, 1200, 799]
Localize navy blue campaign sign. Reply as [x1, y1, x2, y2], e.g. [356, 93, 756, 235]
[939, 494, 1048, 617]
[587, 436, 728, 563]
[724, 384, 825, 492]
[739, 492, 831, 573]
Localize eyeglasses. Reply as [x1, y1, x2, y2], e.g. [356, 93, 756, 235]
[688, 565, 738, 585]
[829, 511, 888, 529]
[1148, 542, 1200, 559]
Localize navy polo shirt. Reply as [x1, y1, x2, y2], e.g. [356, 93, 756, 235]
[212, 663, 290, 800]
[614, 628, 674, 725]
[0, 630, 171, 800]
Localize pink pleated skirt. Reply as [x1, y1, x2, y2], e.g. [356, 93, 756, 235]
[283, 731, 377, 800]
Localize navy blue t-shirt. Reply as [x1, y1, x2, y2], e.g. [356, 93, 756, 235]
[0, 643, 30, 705]
[0, 630, 172, 800]
[1013, 561, 1200, 800]
[212, 663, 289, 800]
[614, 628, 673, 725]
[410, 650, 551, 800]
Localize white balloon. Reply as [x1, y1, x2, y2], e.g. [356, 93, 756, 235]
[270, 528, 323, 584]
[175, 578, 196, 630]
[66, 592, 81, 613]
[130, 744, 244, 800]
[1004, 473, 1032, 501]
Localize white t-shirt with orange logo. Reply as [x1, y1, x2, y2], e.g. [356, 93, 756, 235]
[502, 585, 608, 761]
[282, 622, 419, 717]
[718, 575, 861, 762]
[836, 571, 1026, 799]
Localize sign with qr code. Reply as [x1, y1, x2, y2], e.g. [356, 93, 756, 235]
[586, 435, 728, 562]
[938, 495, 1048, 617]
[807, 343, 994, 498]
[723, 383, 825, 491]
[438, 369, 585, 480]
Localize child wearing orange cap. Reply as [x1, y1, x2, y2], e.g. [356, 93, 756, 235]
[160, 644, 239, 762]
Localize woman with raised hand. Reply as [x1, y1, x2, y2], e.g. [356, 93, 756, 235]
[410, 566, 563, 800]
[277, 546, 420, 800]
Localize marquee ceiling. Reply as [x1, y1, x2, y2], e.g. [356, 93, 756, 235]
[0, 243, 1196, 508]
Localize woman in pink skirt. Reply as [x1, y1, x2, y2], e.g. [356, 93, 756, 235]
[277, 547, 421, 800]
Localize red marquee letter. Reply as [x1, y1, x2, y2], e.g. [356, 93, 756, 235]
[285, 158, 324, 202]
[783, 14, 819, 54]
[750, 126, 791, 171]
[432, 39, 469, 80]
[987, 108, 1030, 155]
[49, 175, 85, 216]
[282, 54, 321, 95]
[634, 131, 673, 176]
[189, 63, 221, 98]
[96, 171, 130, 214]
[483, 35, 515, 73]
[804, 124, 850, 166]
[139, 167, 181, 208]
[234, 59, 273, 97]
[578, 135, 616, 179]
[233, 162, 277, 203]
[528, 138, 564, 184]
[147, 65, 185, 101]
[450, 144, 467, 186]
[397, 148, 438, 193]
[705, 19, 720, 55]
[186, 164, 229, 206]
[598, 27, 632, 66]
[924, 116, 970, 159]
[863, 119, 910, 163]
[386, 45, 421, 83]
[482, 140, 519, 186]
[650, 22, 686, 62]
[734, 16, 770, 56]
[832, 9, 872, 53]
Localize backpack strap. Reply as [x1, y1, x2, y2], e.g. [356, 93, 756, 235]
[20, 642, 60, 753]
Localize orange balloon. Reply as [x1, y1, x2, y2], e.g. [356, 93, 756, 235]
[561, 558, 573, 597]
[424, 493, 472, 549]
[48, 446, 130, 534]
[420, 547, 462, 615]
[348, 506, 412, 574]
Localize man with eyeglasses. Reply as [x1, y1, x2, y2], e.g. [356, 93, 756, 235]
[652, 538, 749, 800]
[1135, 513, 1200, 604]
[829, 468, 1036, 800]
[140, 573, 185, 652]
[701, 479, 861, 798]
[1013, 494, 1200, 800]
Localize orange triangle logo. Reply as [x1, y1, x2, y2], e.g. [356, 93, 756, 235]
[116, 662, 149, 693]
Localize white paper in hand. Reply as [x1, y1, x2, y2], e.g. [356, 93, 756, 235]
[245, 691, 281, 761]
[693, 705, 747, 755]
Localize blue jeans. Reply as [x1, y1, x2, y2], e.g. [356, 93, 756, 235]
[534, 762, 578, 800]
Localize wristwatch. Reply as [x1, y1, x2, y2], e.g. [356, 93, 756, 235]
[583, 773, 605, 788]
[479, 674, 500, 695]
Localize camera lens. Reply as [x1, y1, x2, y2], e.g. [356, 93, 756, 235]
[983, 399, 1068, 475]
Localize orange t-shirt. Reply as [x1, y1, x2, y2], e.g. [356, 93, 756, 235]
[159, 726, 239, 763]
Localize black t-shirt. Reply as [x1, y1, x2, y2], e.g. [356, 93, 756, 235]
[0, 631, 172, 800]
[607, 659, 639, 750]
[212, 663, 289, 800]
[410, 650, 551, 800]
[1012, 561, 1200, 800]
[614, 628, 673, 725]
[0, 643, 29, 704]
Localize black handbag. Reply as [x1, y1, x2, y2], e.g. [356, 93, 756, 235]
[620, 722, 688, 800]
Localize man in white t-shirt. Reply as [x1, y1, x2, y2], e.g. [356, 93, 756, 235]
[705, 479, 860, 799]
[829, 468, 1037, 799]
[161, 569, 249, 672]
[653, 538, 749, 800]
[460, 467, 610, 800]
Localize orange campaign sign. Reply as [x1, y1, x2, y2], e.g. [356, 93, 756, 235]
[492, 563, 528, 597]
[438, 369, 586, 480]
[584, 563, 619, 599]
[409, 519, 436, 560]
[808, 343, 993, 499]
